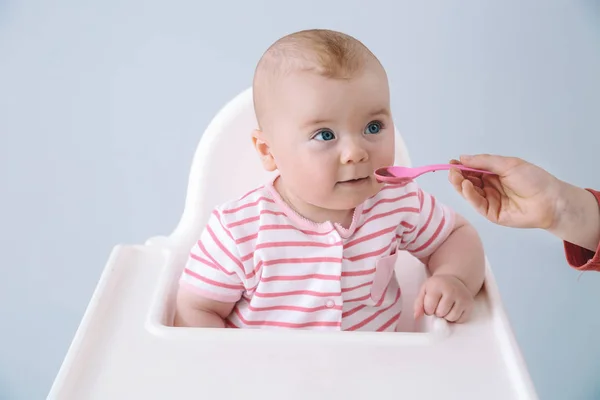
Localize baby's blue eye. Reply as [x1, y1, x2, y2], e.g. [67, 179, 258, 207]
[365, 121, 382, 135]
[314, 130, 336, 141]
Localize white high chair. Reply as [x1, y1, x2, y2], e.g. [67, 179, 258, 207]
[48, 88, 538, 400]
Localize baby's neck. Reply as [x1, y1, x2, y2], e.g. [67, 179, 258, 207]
[274, 179, 354, 228]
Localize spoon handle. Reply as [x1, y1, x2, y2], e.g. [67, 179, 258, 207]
[420, 164, 491, 174]
[447, 164, 493, 174]
[422, 163, 458, 171]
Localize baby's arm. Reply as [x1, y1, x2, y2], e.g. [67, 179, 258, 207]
[400, 185, 485, 323]
[418, 214, 485, 296]
[174, 288, 235, 328]
[174, 209, 246, 328]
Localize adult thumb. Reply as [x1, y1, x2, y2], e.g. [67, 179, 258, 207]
[459, 154, 517, 175]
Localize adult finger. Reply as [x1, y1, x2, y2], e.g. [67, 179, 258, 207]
[466, 175, 483, 189]
[448, 168, 465, 194]
[461, 180, 489, 216]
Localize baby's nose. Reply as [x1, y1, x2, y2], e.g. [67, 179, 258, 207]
[341, 141, 368, 164]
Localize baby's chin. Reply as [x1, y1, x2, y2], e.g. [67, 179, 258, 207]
[324, 189, 380, 211]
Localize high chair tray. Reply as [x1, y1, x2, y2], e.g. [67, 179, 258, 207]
[48, 242, 537, 400]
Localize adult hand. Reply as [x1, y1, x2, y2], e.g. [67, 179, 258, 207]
[449, 154, 600, 252]
[448, 154, 561, 229]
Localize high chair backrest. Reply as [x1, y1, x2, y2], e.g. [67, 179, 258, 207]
[168, 87, 412, 248]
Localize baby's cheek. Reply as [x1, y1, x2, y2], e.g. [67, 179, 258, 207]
[380, 146, 395, 167]
[289, 163, 331, 194]
[303, 159, 337, 183]
[303, 173, 334, 195]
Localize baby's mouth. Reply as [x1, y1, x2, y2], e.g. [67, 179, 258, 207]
[338, 177, 370, 184]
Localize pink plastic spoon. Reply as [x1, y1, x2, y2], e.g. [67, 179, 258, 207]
[375, 164, 494, 184]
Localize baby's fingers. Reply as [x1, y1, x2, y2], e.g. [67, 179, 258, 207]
[413, 284, 426, 319]
[434, 294, 455, 318]
[446, 301, 472, 323]
[444, 302, 464, 322]
[423, 287, 443, 316]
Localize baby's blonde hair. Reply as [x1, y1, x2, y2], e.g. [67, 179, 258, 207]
[253, 29, 381, 129]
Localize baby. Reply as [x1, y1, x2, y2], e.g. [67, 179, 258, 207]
[174, 29, 485, 331]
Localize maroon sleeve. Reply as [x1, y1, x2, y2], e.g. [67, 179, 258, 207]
[563, 189, 600, 272]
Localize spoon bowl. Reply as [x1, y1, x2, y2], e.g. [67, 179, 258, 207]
[375, 163, 494, 184]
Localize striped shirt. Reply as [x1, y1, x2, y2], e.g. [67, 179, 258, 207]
[179, 176, 455, 331]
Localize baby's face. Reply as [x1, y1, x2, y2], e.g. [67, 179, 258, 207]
[262, 64, 395, 212]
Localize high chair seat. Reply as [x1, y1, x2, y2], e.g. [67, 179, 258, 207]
[48, 87, 538, 400]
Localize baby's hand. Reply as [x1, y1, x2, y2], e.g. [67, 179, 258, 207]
[413, 274, 474, 323]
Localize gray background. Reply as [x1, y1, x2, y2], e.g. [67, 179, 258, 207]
[1, 1, 599, 399]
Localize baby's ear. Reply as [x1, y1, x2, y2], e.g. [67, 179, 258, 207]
[252, 129, 277, 172]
